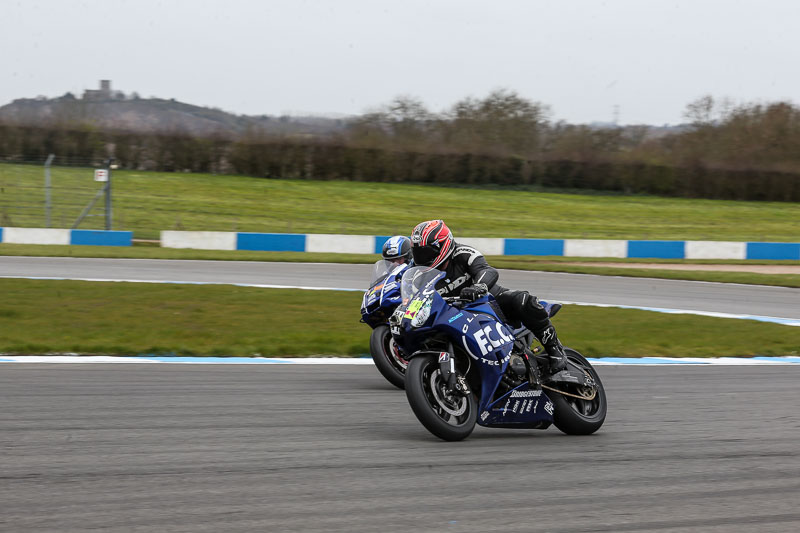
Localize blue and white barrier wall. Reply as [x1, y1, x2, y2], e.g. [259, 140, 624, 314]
[160, 231, 800, 260]
[0, 228, 133, 246]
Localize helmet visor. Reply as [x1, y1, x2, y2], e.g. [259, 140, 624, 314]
[411, 244, 442, 267]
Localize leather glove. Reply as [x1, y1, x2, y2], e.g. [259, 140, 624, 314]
[460, 283, 489, 302]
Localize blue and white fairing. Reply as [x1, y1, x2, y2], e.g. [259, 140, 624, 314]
[360, 260, 408, 328]
[393, 266, 554, 428]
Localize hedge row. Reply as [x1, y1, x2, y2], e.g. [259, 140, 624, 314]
[1, 124, 798, 201]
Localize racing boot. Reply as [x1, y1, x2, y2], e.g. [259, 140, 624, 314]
[537, 324, 567, 373]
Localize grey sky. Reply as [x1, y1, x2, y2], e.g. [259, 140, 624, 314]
[2, 0, 798, 125]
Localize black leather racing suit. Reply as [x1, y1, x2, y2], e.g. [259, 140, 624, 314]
[434, 243, 553, 338]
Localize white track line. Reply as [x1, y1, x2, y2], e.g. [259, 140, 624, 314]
[1, 355, 799, 365]
[3, 275, 798, 326]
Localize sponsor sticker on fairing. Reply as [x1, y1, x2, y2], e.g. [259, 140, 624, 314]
[404, 299, 423, 319]
[448, 312, 464, 323]
[510, 389, 542, 398]
[472, 323, 515, 356]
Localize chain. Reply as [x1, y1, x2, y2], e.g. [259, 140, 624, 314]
[541, 383, 597, 401]
[541, 366, 598, 401]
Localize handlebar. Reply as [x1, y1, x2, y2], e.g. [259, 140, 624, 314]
[443, 296, 469, 308]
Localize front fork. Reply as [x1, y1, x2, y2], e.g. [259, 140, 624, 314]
[438, 342, 471, 396]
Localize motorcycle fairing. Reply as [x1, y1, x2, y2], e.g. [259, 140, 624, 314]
[397, 272, 548, 423]
[478, 383, 554, 428]
[360, 262, 407, 328]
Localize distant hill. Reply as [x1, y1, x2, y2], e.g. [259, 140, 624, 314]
[0, 92, 348, 137]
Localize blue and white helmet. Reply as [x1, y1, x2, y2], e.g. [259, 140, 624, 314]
[382, 235, 412, 262]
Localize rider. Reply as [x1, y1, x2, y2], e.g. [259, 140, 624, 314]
[381, 235, 413, 265]
[409, 220, 567, 372]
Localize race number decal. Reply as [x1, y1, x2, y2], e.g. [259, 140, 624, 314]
[404, 299, 424, 319]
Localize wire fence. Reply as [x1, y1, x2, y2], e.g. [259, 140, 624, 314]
[0, 156, 109, 230]
[0, 156, 407, 241]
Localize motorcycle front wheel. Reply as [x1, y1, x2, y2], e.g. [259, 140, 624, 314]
[405, 354, 477, 441]
[549, 348, 607, 435]
[369, 325, 408, 389]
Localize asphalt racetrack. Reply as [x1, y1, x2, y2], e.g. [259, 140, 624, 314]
[2, 256, 800, 531]
[1, 256, 799, 319]
[2, 364, 800, 532]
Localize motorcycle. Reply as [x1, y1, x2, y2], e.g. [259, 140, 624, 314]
[360, 259, 410, 389]
[390, 266, 606, 441]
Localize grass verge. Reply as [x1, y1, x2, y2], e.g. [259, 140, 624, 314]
[1, 279, 798, 357]
[2, 163, 800, 241]
[2, 244, 800, 288]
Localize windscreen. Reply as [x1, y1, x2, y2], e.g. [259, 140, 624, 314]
[400, 266, 443, 303]
[370, 259, 403, 284]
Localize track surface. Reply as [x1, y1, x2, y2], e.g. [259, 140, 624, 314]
[2, 364, 800, 532]
[1, 256, 799, 318]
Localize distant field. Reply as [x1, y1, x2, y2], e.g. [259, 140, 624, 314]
[1, 163, 799, 241]
[1, 278, 798, 357]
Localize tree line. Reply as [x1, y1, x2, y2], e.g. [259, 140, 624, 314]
[1, 90, 799, 201]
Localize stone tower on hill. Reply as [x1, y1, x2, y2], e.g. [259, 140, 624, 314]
[83, 80, 112, 101]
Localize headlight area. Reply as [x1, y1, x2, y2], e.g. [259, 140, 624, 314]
[411, 299, 432, 328]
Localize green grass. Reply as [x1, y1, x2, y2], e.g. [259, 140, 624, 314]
[2, 163, 799, 242]
[2, 243, 799, 288]
[1, 278, 798, 357]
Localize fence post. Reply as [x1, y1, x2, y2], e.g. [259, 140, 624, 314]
[44, 154, 55, 227]
[104, 158, 113, 230]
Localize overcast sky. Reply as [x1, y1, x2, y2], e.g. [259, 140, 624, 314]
[2, 0, 798, 125]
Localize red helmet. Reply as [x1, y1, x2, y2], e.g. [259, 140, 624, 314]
[410, 220, 454, 269]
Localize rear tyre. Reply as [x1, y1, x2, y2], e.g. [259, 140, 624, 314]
[549, 348, 607, 435]
[405, 354, 477, 441]
[369, 325, 407, 389]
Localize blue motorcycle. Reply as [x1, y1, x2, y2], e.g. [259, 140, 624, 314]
[361, 259, 410, 389]
[390, 266, 607, 441]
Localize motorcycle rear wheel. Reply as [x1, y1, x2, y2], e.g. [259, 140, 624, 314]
[369, 325, 407, 389]
[549, 348, 607, 435]
[405, 354, 477, 441]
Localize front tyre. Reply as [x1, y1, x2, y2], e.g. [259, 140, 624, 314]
[549, 348, 607, 435]
[369, 325, 407, 389]
[405, 354, 477, 441]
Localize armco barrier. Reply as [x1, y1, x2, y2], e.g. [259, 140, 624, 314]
[237, 233, 305, 252]
[627, 240, 686, 259]
[306, 234, 373, 254]
[504, 238, 565, 256]
[563, 239, 627, 258]
[161, 231, 800, 260]
[685, 241, 746, 260]
[159, 231, 800, 260]
[0, 228, 132, 246]
[162, 230, 236, 250]
[3, 227, 71, 245]
[3, 228, 797, 259]
[746, 242, 800, 260]
[70, 230, 133, 247]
